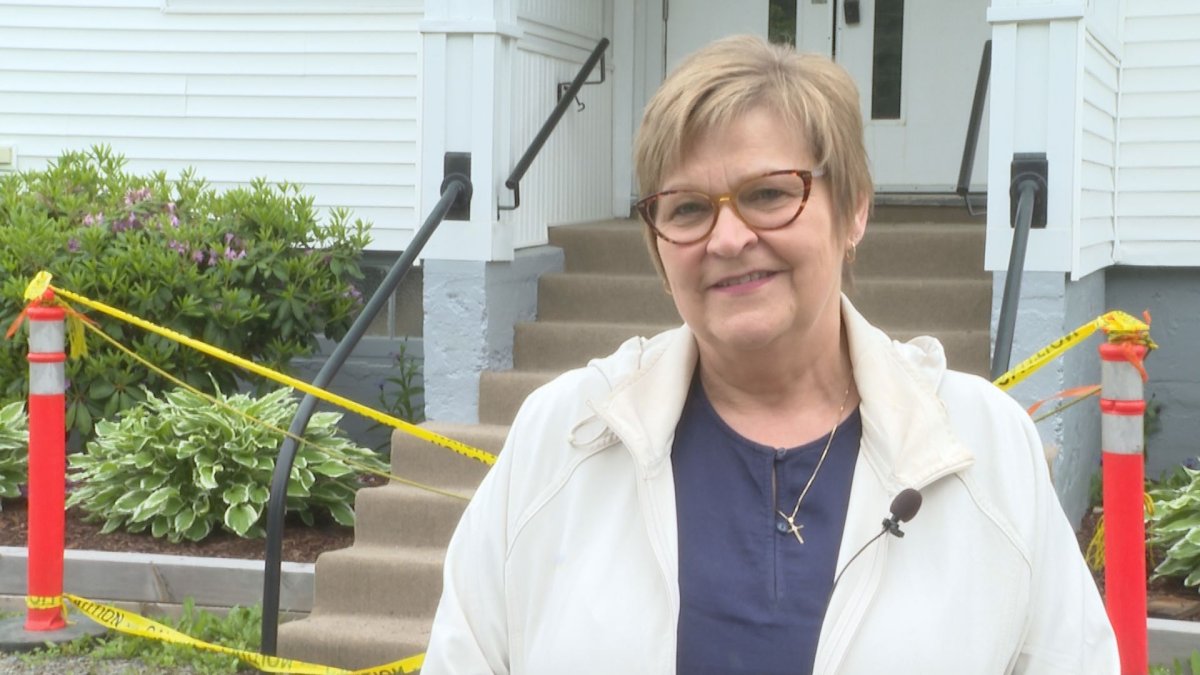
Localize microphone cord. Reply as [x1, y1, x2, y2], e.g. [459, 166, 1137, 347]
[830, 525, 888, 594]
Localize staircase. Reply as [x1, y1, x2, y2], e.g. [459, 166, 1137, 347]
[277, 205, 989, 669]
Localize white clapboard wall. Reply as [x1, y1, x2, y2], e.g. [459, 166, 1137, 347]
[506, 0, 614, 249]
[0, 0, 422, 252]
[1116, 0, 1200, 266]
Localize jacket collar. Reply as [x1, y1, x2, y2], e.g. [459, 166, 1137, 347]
[592, 296, 974, 485]
[841, 296, 975, 490]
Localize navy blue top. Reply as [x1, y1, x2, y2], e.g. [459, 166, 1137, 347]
[672, 377, 861, 675]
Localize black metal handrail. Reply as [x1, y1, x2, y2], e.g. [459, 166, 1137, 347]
[991, 156, 1047, 381]
[956, 40, 991, 217]
[260, 174, 472, 654]
[499, 37, 609, 212]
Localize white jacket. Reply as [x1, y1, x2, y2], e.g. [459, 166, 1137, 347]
[424, 298, 1119, 674]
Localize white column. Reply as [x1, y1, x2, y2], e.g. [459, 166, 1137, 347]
[983, 1, 1084, 274]
[419, 0, 521, 262]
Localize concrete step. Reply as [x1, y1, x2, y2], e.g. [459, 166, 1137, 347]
[856, 222, 987, 280]
[848, 277, 991, 331]
[389, 422, 505, 489]
[311, 544, 444, 618]
[277, 613, 429, 671]
[547, 219, 657, 275]
[478, 369, 558, 426]
[513, 321, 674, 371]
[871, 204, 985, 224]
[537, 273, 679, 324]
[353, 482, 471, 549]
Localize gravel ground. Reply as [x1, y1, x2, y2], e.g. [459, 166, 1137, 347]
[0, 655, 209, 673]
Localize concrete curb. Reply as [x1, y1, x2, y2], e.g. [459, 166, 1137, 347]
[1150, 617, 1200, 667]
[0, 547, 313, 614]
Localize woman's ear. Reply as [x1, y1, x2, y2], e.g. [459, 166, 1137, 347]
[849, 194, 870, 245]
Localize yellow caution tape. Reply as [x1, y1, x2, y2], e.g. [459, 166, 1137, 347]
[26, 595, 63, 610]
[64, 594, 424, 674]
[23, 271, 52, 301]
[992, 310, 1155, 391]
[22, 272, 495, 467]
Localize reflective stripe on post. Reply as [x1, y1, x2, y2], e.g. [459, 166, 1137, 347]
[1100, 342, 1148, 675]
[25, 302, 67, 632]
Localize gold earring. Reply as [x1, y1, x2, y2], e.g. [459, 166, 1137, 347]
[845, 240, 857, 263]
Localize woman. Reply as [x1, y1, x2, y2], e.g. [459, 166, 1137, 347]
[424, 35, 1118, 674]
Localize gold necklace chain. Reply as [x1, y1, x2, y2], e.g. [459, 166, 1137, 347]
[776, 385, 852, 545]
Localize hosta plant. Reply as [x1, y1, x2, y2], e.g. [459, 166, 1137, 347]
[0, 401, 28, 508]
[67, 386, 387, 541]
[1147, 463, 1200, 588]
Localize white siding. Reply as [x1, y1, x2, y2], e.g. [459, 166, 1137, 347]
[506, 0, 612, 248]
[1116, 5, 1200, 265]
[1076, 32, 1118, 276]
[0, 0, 422, 251]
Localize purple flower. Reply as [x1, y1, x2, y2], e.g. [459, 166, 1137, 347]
[224, 232, 235, 244]
[124, 187, 152, 205]
[82, 214, 94, 227]
[223, 247, 246, 261]
[168, 240, 187, 255]
[191, 250, 204, 264]
[170, 215, 180, 227]
[67, 238, 79, 252]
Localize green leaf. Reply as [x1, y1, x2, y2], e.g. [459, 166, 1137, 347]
[183, 518, 212, 542]
[247, 485, 270, 505]
[223, 503, 259, 537]
[151, 516, 170, 538]
[327, 501, 355, 527]
[113, 490, 149, 513]
[222, 483, 250, 505]
[174, 509, 196, 534]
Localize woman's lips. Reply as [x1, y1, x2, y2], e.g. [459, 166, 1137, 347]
[710, 270, 778, 293]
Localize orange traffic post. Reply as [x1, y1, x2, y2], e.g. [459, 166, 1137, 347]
[24, 293, 67, 631]
[1100, 342, 1148, 675]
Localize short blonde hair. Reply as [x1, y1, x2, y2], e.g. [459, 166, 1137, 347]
[633, 35, 873, 277]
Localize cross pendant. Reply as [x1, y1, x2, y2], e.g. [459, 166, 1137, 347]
[783, 515, 805, 544]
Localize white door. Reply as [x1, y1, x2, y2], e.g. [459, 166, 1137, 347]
[664, 0, 990, 192]
[665, 0, 770, 71]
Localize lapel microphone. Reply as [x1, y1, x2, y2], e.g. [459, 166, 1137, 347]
[830, 489, 923, 595]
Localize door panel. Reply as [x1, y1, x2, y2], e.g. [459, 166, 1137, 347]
[835, 0, 990, 190]
[665, 0, 770, 71]
[664, 0, 990, 192]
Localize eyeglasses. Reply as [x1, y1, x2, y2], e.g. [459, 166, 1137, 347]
[635, 169, 824, 245]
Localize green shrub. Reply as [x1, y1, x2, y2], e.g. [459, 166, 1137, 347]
[0, 401, 27, 507]
[0, 145, 370, 437]
[66, 385, 387, 541]
[1147, 464, 1200, 587]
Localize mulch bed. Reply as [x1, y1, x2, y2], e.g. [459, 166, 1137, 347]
[0, 498, 354, 564]
[1077, 509, 1200, 621]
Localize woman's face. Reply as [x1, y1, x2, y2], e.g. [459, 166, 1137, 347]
[655, 107, 866, 360]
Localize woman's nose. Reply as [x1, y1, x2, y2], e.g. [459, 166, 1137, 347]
[706, 197, 757, 256]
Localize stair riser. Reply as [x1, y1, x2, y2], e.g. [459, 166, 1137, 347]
[278, 617, 429, 671]
[856, 228, 987, 279]
[354, 484, 469, 549]
[548, 224, 659, 276]
[313, 551, 444, 618]
[513, 323, 670, 371]
[538, 274, 679, 324]
[389, 426, 498, 489]
[849, 281, 991, 331]
[478, 371, 555, 426]
[279, 635, 427, 673]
